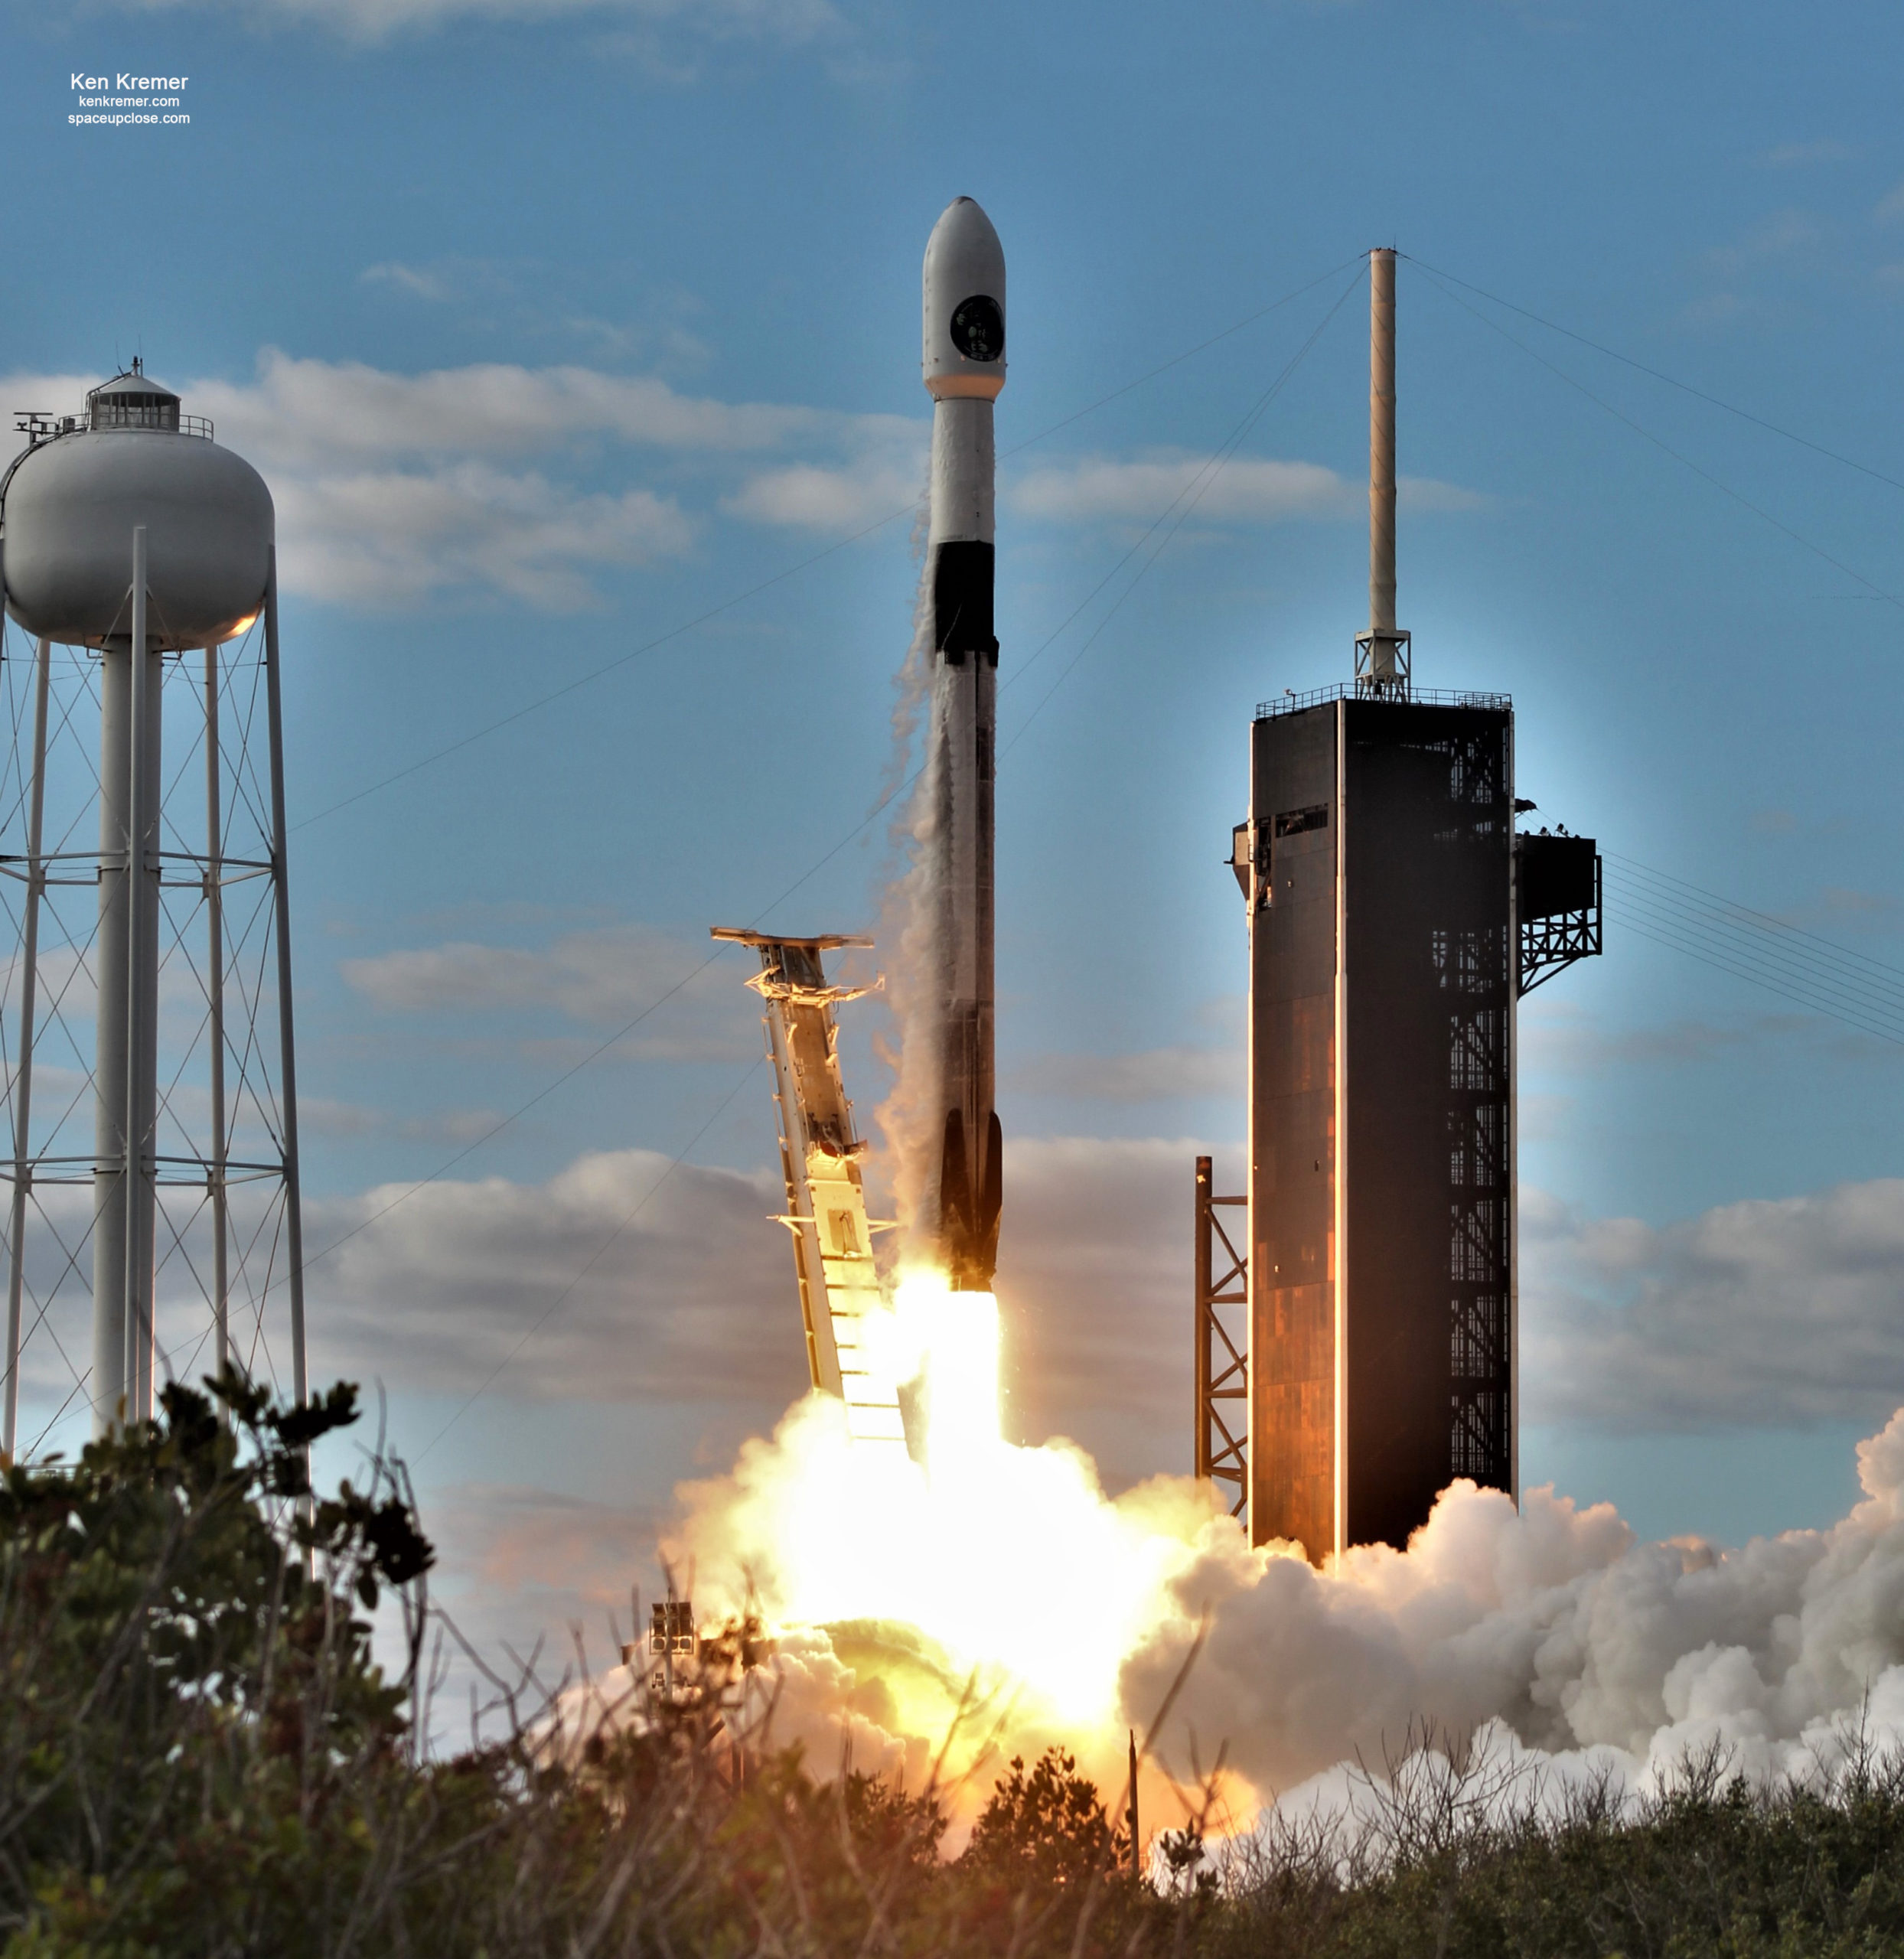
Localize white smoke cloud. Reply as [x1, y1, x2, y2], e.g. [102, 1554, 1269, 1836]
[1133, 1409, 1904, 1803]
[867, 562, 944, 1250]
[671, 1384, 1904, 1829]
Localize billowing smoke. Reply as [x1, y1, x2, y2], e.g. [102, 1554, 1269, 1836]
[869, 560, 944, 1253]
[665, 1379, 1904, 1834]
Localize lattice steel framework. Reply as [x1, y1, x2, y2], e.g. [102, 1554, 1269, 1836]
[1517, 842, 1602, 996]
[1421, 723, 1515, 1494]
[1193, 1154, 1248, 1520]
[1439, 918, 1511, 1484]
[0, 557, 305, 1459]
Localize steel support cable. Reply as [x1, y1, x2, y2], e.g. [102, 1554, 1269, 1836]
[1410, 264, 1904, 613]
[279, 294, 1368, 1429]
[14, 278, 1375, 1429]
[1606, 908, 1904, 1049]
[24, 1373, 90, 1459]
[4, 275, 1366, 1452]
[377, 283, 1374, 1423]
[409, 1056, 766, 1468]
[271, 279, 1369, 1307]
[1608, 852, 1904, 993]
[1601, 878, 1904, 1042]
[1602, 870, 1904, 1026]
[1602, 882, 1904, 1043]
[1003, 266, 1367, 751]
[1401, 256, 1904, 501]
[1602, 859, 1904, 1019]
[1602, 863, 1903, 1005]
[290, 257, 1369, 838]
[1602, 895, 1904, 1035]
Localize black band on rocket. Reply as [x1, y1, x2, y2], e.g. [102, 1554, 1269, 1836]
[932, 540, 998, 667]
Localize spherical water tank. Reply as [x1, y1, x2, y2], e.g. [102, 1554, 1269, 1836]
[2, 368, 274, 650]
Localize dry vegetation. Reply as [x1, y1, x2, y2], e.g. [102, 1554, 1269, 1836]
[5, 1383, 1904, 1956]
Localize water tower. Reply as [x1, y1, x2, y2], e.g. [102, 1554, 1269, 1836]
[0, 362, 307, 1450]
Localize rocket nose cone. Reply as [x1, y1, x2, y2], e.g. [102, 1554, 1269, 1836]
[924, 197, 1006, 402]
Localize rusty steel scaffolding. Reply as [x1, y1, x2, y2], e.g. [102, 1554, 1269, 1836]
[1193, 1155, 1248, 1520]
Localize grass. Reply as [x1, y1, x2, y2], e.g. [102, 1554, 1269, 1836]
[5, 1381, 1904, 1957]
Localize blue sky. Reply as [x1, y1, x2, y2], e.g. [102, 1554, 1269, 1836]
[8, 0, 1904, 1658]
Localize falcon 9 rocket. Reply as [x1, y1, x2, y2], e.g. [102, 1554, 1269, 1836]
[921, 197, 1006, 1290]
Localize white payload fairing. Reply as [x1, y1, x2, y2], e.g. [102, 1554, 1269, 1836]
[921, 197, 1006, 1289]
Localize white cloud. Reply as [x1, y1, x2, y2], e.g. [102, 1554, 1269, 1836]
[1009, 1044, 1241, 1101]
[1008, 451, 1482, 528]
[287, 1142, 1904, 1448]
[1522, 1176, 1904, 1432]
[1518, 999, 1812, 1073]
[192, 349, 819, 471]
[721, 416, 925, 530]
[339, 922, 758, 1060]
[995, 1136, 1205, 1485]
[359, 262, 458, 303]
[291, 1131, 1201, 1488]
[1705, 208, 1824, 271]
[0, 351, 903, 609]
[1763, 139, 1851, 167]
[274, 464, 696, 608]
[299, 1096, 507, 1142]
[301, 1095, 386, 1136]
[305, 1146, 807, 1406]
[96, 0, 839, 45]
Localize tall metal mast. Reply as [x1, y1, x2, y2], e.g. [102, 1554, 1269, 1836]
[1355, 249, 1410, 698]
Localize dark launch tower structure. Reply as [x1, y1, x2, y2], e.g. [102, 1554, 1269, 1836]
[1199, 251, 1601, 1560]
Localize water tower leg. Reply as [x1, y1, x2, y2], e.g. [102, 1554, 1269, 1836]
[2, 637, 51, 1458]
[262, 553, 307, 1425]
[204, 643, 228, 1385]
[92, 598, 134, 1433]
[92, 528, 162, 1434]
[126, 533, 161, 1425]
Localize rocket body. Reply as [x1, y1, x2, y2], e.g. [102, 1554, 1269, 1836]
[921, 198, 1005, 1289]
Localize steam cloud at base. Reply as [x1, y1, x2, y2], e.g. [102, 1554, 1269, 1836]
[663, 1363, 1904, 1833]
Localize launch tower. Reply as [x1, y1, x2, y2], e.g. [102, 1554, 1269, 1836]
[1207, 252, 1602, 1558]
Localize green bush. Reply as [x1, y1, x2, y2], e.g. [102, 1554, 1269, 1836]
[9, 1384, 1904, 1957]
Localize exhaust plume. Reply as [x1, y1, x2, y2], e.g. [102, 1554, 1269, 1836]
[666, 1319, 1904, 1831]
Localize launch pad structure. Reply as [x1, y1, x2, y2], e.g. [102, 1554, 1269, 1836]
[712, 927, 907, 1456]
[1192, 1156, 1247, 1518]
[1196, 250, 1603, 1559]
